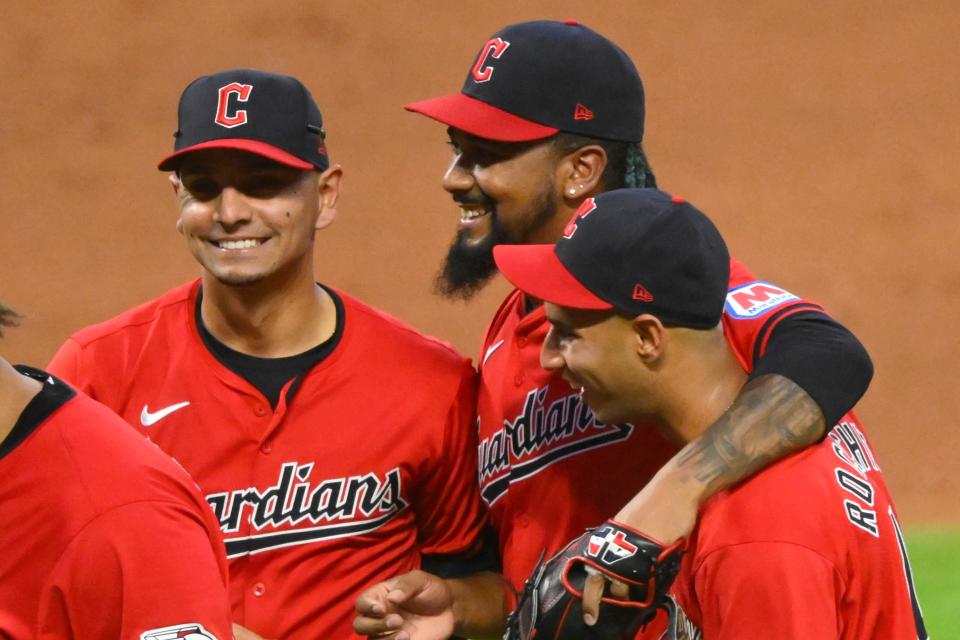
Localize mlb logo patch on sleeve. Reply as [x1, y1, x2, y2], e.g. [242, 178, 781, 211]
[725, 281, 799, 319]
[140, 623, 217, 640]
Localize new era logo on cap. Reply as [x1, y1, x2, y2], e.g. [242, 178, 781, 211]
[406, 20, 644, 142]
[574, 103, 594, 121]
[158, 69, 329, 172]
[494, 189, 731, 329]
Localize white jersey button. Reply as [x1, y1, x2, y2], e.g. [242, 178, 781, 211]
[252, 582, 266, 597]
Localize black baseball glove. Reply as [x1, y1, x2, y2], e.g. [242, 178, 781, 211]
[504, 520, 684, 640]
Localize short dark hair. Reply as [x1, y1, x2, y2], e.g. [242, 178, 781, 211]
[0, 303, 20, 337]
[552, 133, 657, 190]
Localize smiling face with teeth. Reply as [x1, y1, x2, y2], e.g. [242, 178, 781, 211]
[434, 128, 610, 300]
[173, 149, 340, 289]
[540, 303, 658, 426]
[435, 129, 575, 299]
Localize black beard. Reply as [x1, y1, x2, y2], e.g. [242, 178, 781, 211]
[434, 217, 507, 301]
[434, 189, 556, 301]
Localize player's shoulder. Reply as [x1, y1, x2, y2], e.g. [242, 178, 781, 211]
[724, 256, 821, 321]
[335, 288, 472, 370]
[66, 280, 199, 349]
[48, 389, 203, 512]
[692, 439, 846, 557]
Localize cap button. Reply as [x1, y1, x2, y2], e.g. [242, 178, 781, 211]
[563, 19, 578, 25]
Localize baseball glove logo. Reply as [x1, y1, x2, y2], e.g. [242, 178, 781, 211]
[140, 623, 217, 640]
[587, 526, 638, 565]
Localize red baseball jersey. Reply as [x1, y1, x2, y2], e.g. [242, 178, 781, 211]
[661, 415, 925, 639]
[0, 367, 232, 639]
[48, 280, 487, 639]
[477, 258, 829, 590]
[652, 317, 925, 638]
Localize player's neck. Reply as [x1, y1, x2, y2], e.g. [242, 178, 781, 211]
[0, 358, 43, 443]
[650, 329, 747, 444]
[200, 269, 336, 358]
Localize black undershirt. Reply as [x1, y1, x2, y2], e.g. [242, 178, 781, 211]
[195, 285, 345, 409]
[1, 367, 75, 459]
[196, 287, 502, 581]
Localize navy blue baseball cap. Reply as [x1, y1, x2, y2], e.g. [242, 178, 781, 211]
[158, 69, 329, 172]
[494, 189, 730, 328]
[406, 20, 644, 142]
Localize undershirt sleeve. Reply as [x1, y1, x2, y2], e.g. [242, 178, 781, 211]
[421, 524, 502, 578]
[693, 542, 844, 639]
[39, 501, 233, 640]
[749, 310, 874, 428]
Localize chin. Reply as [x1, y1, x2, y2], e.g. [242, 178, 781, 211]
[208, 269, 270, 287]
[589, 403, 630, 426]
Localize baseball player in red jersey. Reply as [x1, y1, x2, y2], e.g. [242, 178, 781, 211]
[355, 20, 874, 638]
[494, 188, 927, 639]
[0, 304, 233, 639]
[47, 70, 489, 639]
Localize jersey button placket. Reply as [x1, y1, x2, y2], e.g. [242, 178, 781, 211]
[254, 405, 268, 417]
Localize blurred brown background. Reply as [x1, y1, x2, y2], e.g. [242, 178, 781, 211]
[1, 1, 957, 523]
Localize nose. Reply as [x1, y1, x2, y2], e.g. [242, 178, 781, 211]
[214, 187, 253, 226]
[540, 327, 565, 371]
[441, 152, 475, 195]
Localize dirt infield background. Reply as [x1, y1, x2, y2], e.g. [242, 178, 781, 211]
[1, 1, 957, 523]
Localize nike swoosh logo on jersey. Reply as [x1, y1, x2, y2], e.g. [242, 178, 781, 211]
[140, 401, 190, 427]
[482, 339, 506, 367]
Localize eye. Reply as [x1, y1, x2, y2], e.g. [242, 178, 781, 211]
[240, 173, 294, 198]
[550, 323, 578, 344]
[182, 178, 221, 202]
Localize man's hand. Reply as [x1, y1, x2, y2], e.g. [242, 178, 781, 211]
[579, 471, 699, 625]
[353, 570, 456, 640]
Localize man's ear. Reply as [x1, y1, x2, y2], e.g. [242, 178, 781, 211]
[632, 314, 666, 362]
[556, 144, 607, 201]
[170, 174, 185, 235]
[315, 164, 343, 231]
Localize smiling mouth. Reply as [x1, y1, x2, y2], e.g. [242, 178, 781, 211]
[459, 205, 492, 224]
[212, 238, 265, 250]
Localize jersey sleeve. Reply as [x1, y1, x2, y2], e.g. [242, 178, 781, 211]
[411, 364, 489, 557]
[38, 501, 233, 640]
[692, 542, 843, 639]
[723, 258, 873, 427]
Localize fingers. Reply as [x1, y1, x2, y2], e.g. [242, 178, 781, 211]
[581, 572, 605, 626]
[581, 569, 631, 626]
[609, 579, 630, 599]
[356, 582, 392, 617]
[353, 611, 405, 637]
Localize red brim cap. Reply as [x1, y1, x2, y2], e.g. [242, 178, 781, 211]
[157, 139, 314, 171]
[405, 93, 558, 142]
[494, 244, 612, 309]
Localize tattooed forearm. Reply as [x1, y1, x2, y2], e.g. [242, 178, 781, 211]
[674, 374, 826, 493]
